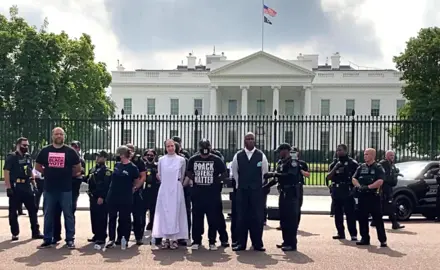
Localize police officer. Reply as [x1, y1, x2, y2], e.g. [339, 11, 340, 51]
[3, 137, 43, 240]
[263, 143, 300, 251]
[375, 150, 404, 229]
[126, 144, 146, 245]
[143, 149, 161, 246]
[352, 148, 387, 247]
[326, 144, 358, 240]
[86, 150, 112, 245]
[172, 136, 191, 159]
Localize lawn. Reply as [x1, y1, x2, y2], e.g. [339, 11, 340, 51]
[0, 160, 329, 186]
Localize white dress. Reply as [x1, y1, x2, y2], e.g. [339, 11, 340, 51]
[152, 154, 188, 241]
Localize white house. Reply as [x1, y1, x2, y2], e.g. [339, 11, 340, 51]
[110, 51, 405, 153]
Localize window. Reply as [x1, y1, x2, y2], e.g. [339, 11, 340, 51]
[123, 129, 132, 145]
[228, 100, 237, 115]
[396, 100, 405, 114]
[123, 98, 132, 115]
[284, 131, 293, 145]
[370, 131, 379, 149]
[256, 100, 265, 115]
[147, 130, 156, 148]
[320, 131, 330, 151]
[345, 99, 355, 116]
[345, 131, 352, 152]
[170, 130, 179, 138]
[194, 99, 203, 115]
[285, 100, 294, 116]
[170, 99, 179, 115]
[147, 99, 155, 115]
[228, 129, 238, 150]
[320, 99, 330, 116]
[371, 99, 380, 116]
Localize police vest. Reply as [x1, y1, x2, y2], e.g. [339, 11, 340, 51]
[358, 163, 378, 190]
[333, 160, 353, 184]
[276, 158, 301, 187]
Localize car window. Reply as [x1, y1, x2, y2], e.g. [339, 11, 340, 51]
[426, 164, 439, 178]
[395, 162, 431, 179]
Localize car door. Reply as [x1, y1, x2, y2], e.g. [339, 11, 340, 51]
[419, 164, 439, 206]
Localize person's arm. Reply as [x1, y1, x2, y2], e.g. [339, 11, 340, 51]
[97, 169, 112, 199]
[231, 153, 239, 188]
[326, 160, 339, 181]
[369, 164, 385, 189]
[3, 154, 15, 189]
[157, 158, 162, 181]
[261, 153, 269, 184]
[133, 167, 142, 189]
[186, 157, 195, 180]
[180, 157, 187, 183]
[138, 161, 147, 184]
[300, 161, 310, 178]
[352, 165, 362, 187]
[35, 149, 45, 174]
[71, 149, 81, 177]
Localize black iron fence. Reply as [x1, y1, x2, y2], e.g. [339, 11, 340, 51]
[1, 109, 439, 185]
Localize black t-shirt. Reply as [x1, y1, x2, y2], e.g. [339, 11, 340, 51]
[36, 145, 80, 192]
[187, 154, 226, 189]
[298, 160, 309, 184]
[106, 162, 139, 205]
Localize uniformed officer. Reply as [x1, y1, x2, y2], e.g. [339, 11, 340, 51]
[143, 149, 161, 245]
[86, 150, 112, 245]
[263, 143, 300, 251]
[352, 148, 387, 247]
[126, 144, 146, 245]
[326, 144, 358, 240]
[3, 137, 43, 240]
[374, 150, 404, 229]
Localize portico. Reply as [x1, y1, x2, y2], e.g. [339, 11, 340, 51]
[207, 51, 315, 116]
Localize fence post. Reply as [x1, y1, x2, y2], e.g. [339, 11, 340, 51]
[351, 109, 355, 157]
[120, 109, 125, 145]
[193, 109, 199, 150]
[273, 109, 278, 168]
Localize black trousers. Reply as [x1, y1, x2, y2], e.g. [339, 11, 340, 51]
[332, 190, 357, 237]
[358, 193, 387, 243]
[72, 180, 82, 214]
[297, 184, 304, 225]
[132, 191, 145, 241]
[236, 188, 264, 248]
[90, 198, 108, 242]
[9, 189, 40, 236]
[183, 187, 192, 238]
[380, 191, 399, 224]
[230, 190, 238, 243]
[279, 188, 299, 247]
[144, 187, 159, 231]
[216, 191, 229, 243]
[34, 179, 44, 212]
[108, 202, 132, 242]
[191, 188, 220, 245]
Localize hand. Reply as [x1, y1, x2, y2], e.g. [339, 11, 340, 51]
[6, 188, 13, 198]
[132, 186, 137, 193]
[156, 173, 160, 180]
[264, 172, 276, 179]
[335, 161, 343, 169]
[359, 185, 369, 192]
[97, 198, 104, 205]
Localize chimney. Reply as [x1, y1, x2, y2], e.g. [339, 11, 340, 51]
[297, 53, 304, 60]
[116, 64, 125, 71]
[187, 53, 196, 70]
[331, 52, 340, 69]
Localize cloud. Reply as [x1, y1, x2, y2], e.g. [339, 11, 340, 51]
[1, 0, 439, 71]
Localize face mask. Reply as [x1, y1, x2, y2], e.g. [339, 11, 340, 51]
[20, 147, 28, 153]
[146, 157, 154, 162]
[290, 152, 298, 160]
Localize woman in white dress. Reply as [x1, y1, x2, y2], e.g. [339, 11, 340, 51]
[152, 139, 188, 249]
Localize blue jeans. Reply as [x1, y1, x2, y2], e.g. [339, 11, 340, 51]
[43, 191, 75, 243]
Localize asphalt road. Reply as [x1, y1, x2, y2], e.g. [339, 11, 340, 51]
[0, 211, 438, 269]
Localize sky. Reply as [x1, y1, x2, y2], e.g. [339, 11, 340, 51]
[1, 0, 439, 72]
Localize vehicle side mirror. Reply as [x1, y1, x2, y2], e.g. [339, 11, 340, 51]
[424, 172, 434, 179]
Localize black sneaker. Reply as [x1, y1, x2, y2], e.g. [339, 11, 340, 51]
[37, 241, 53, 249]
[66, 241, 75, 249]
[106, 241, 116, 248]
[221, 242, 230, 247]
[11, 236, 19, 241]
[32, 233, 44, 240]
[52, 237, 62, 244]
[380, 242, 387, 247]
[136, 239, 144, 246]
[332, 235, 345, 240]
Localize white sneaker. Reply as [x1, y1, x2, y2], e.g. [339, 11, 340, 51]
[151, 244, 159, 250]
[209, 244, 218, 251]
[191, 244, 200, 250]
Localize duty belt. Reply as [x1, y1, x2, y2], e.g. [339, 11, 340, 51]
[331, 182, 350, 188]
[15, 178, 27, 184]
[280, 184, 296, 191]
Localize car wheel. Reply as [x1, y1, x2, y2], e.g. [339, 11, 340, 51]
[394, 194, 414, 221]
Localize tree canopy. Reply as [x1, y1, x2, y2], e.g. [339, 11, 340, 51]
[390, 27, 440, 157]
[0, 6, 115, 153]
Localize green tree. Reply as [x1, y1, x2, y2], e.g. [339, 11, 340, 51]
[0, 6, 115, 153]
[389, 27, 440, 157]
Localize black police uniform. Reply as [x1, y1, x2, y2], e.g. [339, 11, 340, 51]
[144, 161, 159, 231]
[131, 154, 147, 243]
[375, 159, 404, 229]
[353, 162, 387, 246]
[296, 158, 309, 225]
[264, 152, 301, 251]
[3, 151, 42, 239]
[87, 161, 112, 244]
[328, 156, 358, 239]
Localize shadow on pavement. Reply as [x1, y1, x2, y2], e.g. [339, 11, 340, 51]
[357, 245, 407, 257]
[151, 247, 188, 265]
[278, 251, 314, 264]
[385, 229, 417, 235]
[185, 247, 232, 266]
[0, 238, 33, 252]
[236, 251, 278, 268]
[14, 247, 72, 267]
[100, 244, 141, 262]
[298, 230, 320, 237]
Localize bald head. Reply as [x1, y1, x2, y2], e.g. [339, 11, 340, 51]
[385, 150, 395, 162]
[52, 127, 65, 146]
[244, 132, 255, 150]
[364, 148, 376, 164]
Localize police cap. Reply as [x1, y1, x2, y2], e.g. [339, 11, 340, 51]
[71, 141, 81, 148]
[95, 150, 108, 158]
[275, 143, 292, 152]
[172, 136, 181, 144]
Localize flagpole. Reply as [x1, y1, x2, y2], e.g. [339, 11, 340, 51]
[261, 0, 264, 51]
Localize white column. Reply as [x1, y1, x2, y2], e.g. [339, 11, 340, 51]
[240, 85, 249, 115]
[303, 85, 312, 115]
[209, 85, 218, 115]
[271, 85, 280, 114]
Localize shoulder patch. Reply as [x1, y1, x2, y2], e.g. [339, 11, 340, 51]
[105, 170, 112, 176]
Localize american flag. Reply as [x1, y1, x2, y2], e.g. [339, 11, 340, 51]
[263, 5, 277, 17]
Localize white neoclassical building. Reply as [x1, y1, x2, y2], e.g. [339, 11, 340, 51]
[110, 50, 405, 152]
